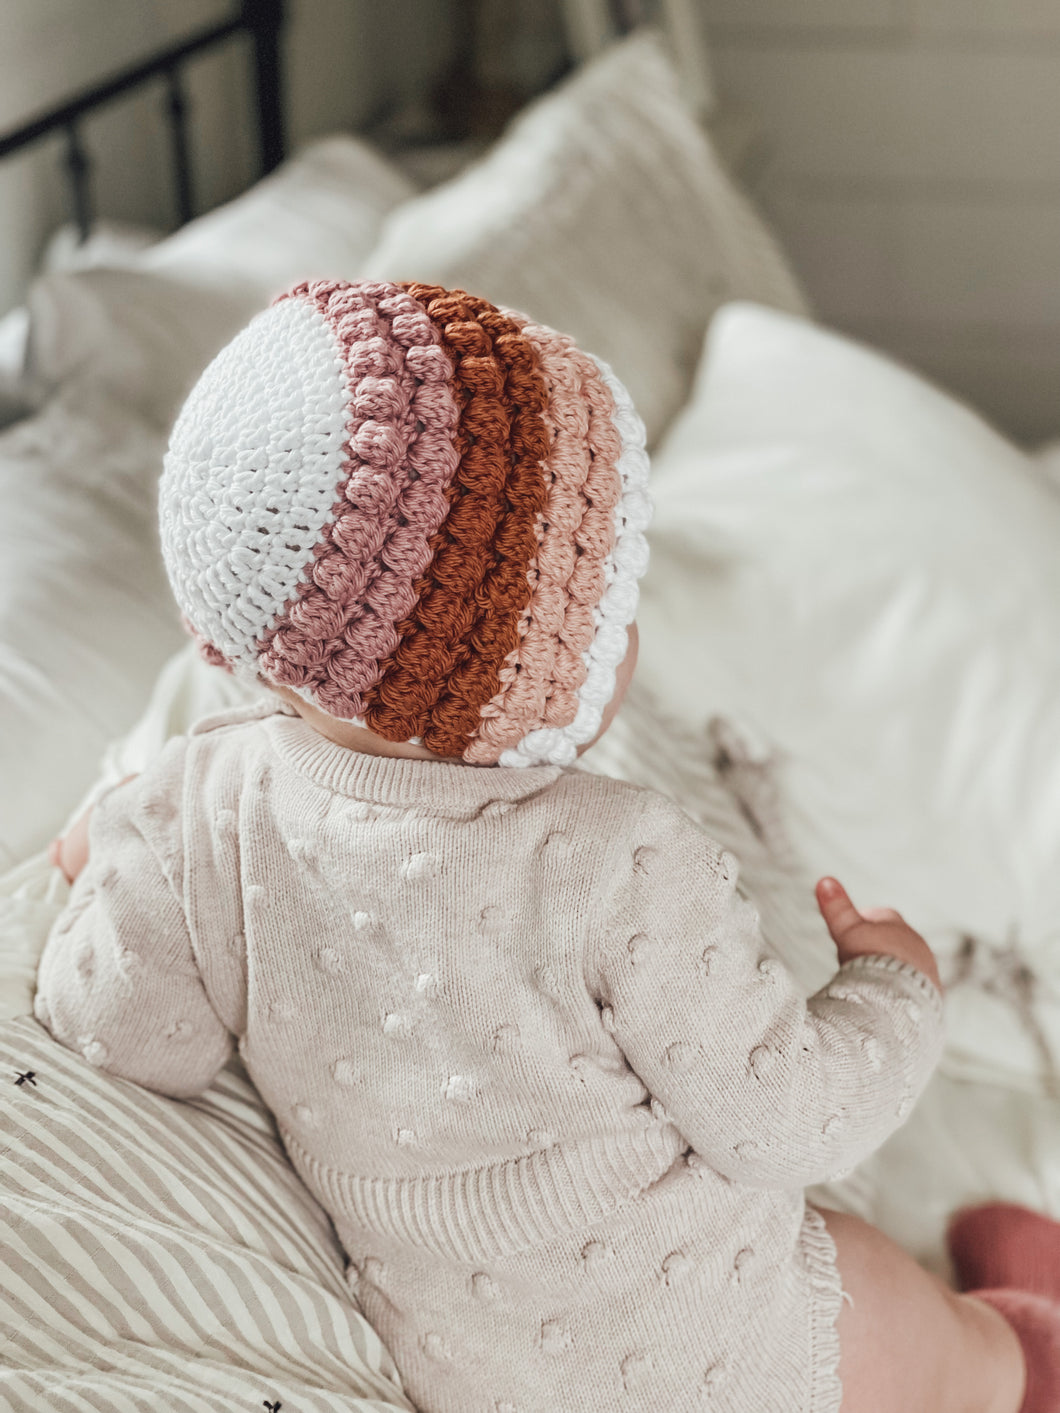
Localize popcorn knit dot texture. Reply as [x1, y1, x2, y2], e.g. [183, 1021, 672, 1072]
[159, 278, 652, 765]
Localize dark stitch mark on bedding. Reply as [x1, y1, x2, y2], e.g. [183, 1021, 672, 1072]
[13, 1070, 35, 1086]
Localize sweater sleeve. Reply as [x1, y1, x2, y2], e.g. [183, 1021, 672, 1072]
[585, 791, 945, 1189]
[34, 735, 233, 1098]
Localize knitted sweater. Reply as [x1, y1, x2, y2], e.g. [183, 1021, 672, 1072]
[35, 702, 945, 1413]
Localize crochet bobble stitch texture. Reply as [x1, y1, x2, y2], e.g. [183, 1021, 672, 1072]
[362, 283, 552, 757]
[464, 313, 621, 765]
[159, 278, 651, 767]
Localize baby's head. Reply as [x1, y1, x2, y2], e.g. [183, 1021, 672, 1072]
[159, 280, 651, 767]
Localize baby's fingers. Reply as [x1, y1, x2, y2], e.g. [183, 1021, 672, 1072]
[816, 877, 940, 990]
[815, 877, 864, 941]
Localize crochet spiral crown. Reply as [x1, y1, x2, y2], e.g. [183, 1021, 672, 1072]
[159, 279, 651, 766]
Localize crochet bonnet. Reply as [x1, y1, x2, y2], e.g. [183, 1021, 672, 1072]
[159, 279, 651, 767]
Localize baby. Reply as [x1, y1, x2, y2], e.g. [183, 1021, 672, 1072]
[37, 279, 1058, 1413]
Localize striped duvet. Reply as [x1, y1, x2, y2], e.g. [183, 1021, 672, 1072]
[0, 1014, 411, 1412]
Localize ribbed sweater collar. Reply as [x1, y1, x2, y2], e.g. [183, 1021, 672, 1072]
[261, 711, 562, 808]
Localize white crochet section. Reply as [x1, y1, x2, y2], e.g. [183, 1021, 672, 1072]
[159, 296, 350, 677]
[500, 356, 652, 768]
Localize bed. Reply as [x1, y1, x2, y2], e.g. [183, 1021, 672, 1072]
[2, 12, 1060, 1411]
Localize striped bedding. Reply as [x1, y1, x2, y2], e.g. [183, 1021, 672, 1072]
[0, 1013, 411, 1412]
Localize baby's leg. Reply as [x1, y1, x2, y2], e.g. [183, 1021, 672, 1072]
[815, 1205, 1026, 1413]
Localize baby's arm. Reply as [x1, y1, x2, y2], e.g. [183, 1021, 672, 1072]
[35, 739, 233, 1098]
[585, 793, 944, 1190]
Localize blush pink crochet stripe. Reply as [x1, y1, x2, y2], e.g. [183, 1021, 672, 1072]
[464, 317, 621, 763]
[256, 280, 460, 718]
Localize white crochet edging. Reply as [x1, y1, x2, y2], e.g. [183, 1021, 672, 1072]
[500, 354, 652, 767]
[160, 297, 351, 678]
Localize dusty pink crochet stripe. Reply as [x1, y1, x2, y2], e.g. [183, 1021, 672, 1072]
[256, 280, 460, 718]
[464, 316, 621, 763]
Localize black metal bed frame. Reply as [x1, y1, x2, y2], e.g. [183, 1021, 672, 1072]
[0, 0, 286, 242]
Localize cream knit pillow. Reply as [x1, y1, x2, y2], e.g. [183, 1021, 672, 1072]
[362, 30, 808, 448]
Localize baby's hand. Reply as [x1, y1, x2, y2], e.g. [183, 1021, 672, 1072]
[816, 876, 942, 993]
[48, 809, 93, 885]
[48, 775, 139, 886]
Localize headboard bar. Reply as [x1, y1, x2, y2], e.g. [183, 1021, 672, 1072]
[62, 121, 93, 249]
[246, 0, 285, 175]
[164, 65, 195, 228]
[0, 0, 285, 240]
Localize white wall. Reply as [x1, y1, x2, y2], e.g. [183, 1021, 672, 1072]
[4, 0, 1056, 443]
[0, 0, 456, 316]
[703, 0, 1060, 443]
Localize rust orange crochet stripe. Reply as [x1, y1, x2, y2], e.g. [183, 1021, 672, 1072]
[364, 284, 551, 754]
[465, 316, 621, 762]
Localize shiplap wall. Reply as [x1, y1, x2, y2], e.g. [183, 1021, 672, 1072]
[703, 0, 1060, 445]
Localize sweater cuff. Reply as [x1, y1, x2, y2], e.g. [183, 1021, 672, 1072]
[833, 952, 944, 1017]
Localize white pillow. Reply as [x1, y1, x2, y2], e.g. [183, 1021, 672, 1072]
[0, 305, 35, 429]
[142, 133, 415, 296]
[362, 30, 808, 448]
[23, 135, 417, 427]
[40, 217, 164, 272]
[23, 267, 268, 428]
[639, 302, 1060, 1090]
[0, 221, 169, 431]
